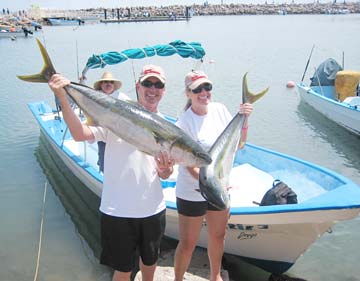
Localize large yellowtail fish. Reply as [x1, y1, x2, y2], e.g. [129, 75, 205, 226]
[199, 73, 269, 209]
[18, 39, 212, 167]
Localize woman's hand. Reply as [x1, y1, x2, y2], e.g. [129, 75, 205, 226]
[239, 103, 253, 117]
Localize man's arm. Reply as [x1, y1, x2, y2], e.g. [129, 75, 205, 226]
[49, 74, 94, 142]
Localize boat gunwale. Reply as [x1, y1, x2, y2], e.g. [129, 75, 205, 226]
[297, 83, 360, 112]
[28, 101, 360, 218]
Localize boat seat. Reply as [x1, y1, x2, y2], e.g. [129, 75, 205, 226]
[162, 164, 275, 207]
[343, 96, 360, 107]
[228, 163, 275, 207]
[335, 71, 360, 101]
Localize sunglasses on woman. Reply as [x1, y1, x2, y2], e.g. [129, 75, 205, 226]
[191, 83, 212, 94]
[141, 80, 165, 89]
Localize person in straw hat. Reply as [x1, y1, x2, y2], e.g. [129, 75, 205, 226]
[93, 71, 128, 172]
[47, 65, 174, 281]
[93, 71, 123, 97]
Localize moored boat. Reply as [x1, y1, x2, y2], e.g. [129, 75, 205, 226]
[297, 58, 360, 136]
[44, 17, 84, 26]
[0, 29, 33, 38]
[28, 100, 360, 275]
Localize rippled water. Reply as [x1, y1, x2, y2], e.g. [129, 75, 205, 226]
[0, 14, 359, 281]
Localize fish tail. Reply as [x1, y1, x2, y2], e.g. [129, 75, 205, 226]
[17, 38, 56, 83]
[242, 72, 269, 104]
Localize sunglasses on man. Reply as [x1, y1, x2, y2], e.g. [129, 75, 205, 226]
[141, 80, 165, 89]
[191, 83, 212, 94]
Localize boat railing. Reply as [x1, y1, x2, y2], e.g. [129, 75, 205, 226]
[314, 67, 326, 97]
[57, 104, 99, 171]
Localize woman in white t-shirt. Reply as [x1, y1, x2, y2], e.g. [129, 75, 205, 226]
[174, 70, 253, 281]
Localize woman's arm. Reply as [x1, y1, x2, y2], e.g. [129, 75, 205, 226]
[186, 166, 200, 180]
[238, 103, 253, 149]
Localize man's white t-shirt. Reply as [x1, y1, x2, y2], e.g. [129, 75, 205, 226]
[89, 94, 165, 218]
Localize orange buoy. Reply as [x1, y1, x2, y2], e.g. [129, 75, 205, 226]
[286, 81, 295, 88]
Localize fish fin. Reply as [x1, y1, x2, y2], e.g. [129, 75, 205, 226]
[152, 131, 166, 145]
[195, 189, 201, 193]
[85, 115, 96, 126]
[126, 100, 139, 106]
[17, 38, 56, 83]
[218, 166, 224, 179]
[242, 72, 269, 104]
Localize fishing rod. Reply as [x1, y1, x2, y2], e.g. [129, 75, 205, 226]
[301, 44, 315, 83]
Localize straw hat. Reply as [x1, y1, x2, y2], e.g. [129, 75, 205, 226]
[93, 72, 122, 91]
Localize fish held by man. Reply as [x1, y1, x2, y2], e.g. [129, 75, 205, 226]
[17, 39, 212, 167]
[199, 73, 269, 210]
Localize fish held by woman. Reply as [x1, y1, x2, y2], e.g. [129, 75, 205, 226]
[17, 39, 212, 167]
[199, 73, 269, 210]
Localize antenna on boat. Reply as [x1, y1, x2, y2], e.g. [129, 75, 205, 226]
[301, 44, 315, 83]
[74, 39, 85, 118]
[76, 40, 80, 82]
[342, 51, 345, 69]
[128, 40, 139, 101]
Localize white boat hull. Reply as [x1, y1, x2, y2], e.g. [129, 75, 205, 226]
[297, 84, 360, 136]
[0, 30, 32, 38]
[29, 101, 360, 274]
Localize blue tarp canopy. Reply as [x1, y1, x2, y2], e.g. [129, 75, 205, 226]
[310, 58, 343, 86]
[81, 40, 205, 77]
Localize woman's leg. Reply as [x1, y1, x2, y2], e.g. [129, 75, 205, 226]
[206, 209, 229, 281]
[174, 214, 204, 281]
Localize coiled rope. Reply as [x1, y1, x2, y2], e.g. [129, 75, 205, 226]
[81, 40, 206, 78]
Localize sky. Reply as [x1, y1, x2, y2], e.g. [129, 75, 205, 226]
[1, 0, 357, 12]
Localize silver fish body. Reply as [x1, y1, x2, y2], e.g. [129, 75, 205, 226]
[198, 73, 269, 210]
[199, 113, 245, 210]
[66, 83, 212, 167]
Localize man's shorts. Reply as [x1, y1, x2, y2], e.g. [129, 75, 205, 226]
[100, 209, 166, 272]
[176, 197, 221, 217]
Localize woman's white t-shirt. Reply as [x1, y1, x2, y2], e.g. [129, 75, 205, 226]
[175, 102, 232, 201]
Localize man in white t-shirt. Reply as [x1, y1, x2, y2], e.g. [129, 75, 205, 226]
[48, 65, 174, 281]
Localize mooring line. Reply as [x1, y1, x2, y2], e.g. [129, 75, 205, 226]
[33, 180, 48, 281]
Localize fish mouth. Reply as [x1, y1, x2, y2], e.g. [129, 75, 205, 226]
[197, 152, 212, 165]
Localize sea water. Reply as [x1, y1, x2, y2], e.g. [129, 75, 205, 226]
[0, 14, 359, 281]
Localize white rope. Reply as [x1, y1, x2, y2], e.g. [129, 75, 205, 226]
[33, 180, 48, 281]
[139, 47, 148, 57]
[167, 44, 178, 54]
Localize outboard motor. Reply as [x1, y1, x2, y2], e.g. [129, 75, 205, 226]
[310, 58, 343, 87]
